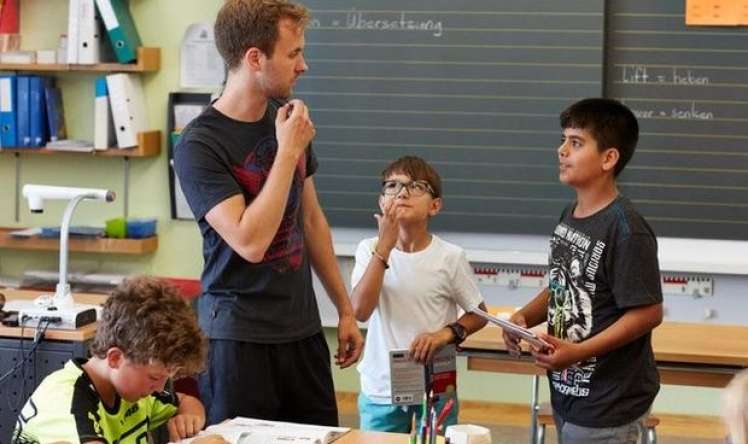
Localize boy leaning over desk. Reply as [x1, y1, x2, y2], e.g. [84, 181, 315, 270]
[13, 276, 226, 444]
[503, 98, 663, 444]
[350, 156, 488, 433]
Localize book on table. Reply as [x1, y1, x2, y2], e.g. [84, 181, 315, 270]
[174, 417, 350, 444]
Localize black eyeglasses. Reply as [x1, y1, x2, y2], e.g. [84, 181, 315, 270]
[381, 180, 435, 197]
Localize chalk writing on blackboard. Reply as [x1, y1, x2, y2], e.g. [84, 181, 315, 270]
[621, 65, 710, 86]
[308, 9, 444, 37]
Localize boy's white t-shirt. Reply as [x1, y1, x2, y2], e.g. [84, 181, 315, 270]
[351, 234, 484, 404]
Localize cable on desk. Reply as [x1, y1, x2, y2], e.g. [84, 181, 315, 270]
[0, 318, 52, 385]
[1, 318, 53, 443]
[19, 319, 27, 414]
[3, 318, 28, 414]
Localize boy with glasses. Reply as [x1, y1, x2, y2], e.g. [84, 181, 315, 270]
[350, 155, 487, 432]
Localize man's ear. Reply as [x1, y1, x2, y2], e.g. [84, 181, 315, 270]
[378, 194, 386, 213]
[429, 197, 443, 217]
[244, 47, 264, 71]
[601, 148, 620, 173]
[106, 347, 124, 369]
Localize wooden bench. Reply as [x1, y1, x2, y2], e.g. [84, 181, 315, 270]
[535, 403, 659, 444]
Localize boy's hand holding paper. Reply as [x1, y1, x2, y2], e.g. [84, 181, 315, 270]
[502, 312, 528, 358]
[531, 333, 587, 371]
[471, 307, 553, 353]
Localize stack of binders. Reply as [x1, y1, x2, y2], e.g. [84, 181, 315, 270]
[0, 1, 146, 150]
[105, 73, 147, 148]
[0, 75, 65, 149]
[94, 76, 114, 149]
[67, 0, 141, 65]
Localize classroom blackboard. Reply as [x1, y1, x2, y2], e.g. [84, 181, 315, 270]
[169, 1, 748, 241]
[296, 0, 604, 236]
[607, 1, 748, 240]
[291, 1, 748, 241]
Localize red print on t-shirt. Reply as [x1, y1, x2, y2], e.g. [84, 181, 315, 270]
[232, 136, 307, 272]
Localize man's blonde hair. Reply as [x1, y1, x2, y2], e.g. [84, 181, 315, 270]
[89, 276, 207, 376]
[724, 369, 748, 444]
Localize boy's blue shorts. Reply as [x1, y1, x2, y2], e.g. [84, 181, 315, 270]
[358, 392, 459, 433]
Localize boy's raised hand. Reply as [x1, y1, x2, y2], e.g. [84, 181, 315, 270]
[409, 329, 452, 364]
[531, 333, 584, 370]
[374, 198, 401, 253]
[275, 99, 315, 163]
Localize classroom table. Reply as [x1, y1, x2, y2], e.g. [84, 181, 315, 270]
[0, 288, 106, 341]
[335, 429, 411, 443]
[460, 306, 748, 443]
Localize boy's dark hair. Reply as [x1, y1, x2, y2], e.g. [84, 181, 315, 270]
[214, 0, 310, 70]
[381, 156, 442, 198]
[560, 98, 639, 177]
[89, 276, 206, 376]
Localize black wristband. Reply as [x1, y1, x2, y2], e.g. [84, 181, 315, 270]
[447, 322, 467, 345]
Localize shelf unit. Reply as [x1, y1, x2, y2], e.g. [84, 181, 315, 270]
[0, 47, 160, 73]
[0, 227, 157, 255]
[0, 46, 162, 222]
[0, 130, 160, 157]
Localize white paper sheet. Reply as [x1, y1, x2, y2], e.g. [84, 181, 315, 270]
[180, 22, 226, 89]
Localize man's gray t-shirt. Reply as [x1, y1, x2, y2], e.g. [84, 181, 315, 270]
[547, 195, 662, 427]
[173, 105, 321, 343]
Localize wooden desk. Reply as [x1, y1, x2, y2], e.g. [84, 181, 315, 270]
[460, 306, 748, 443]
[336, 430, 409, 443]
[462, 316, 748, 388]
[337, 430, 448, 443]
[0, 288, 106, 341]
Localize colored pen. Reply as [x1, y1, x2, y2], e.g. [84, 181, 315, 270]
[436, 397, 456, 430]
[410, 411, 417, 444]
[429, 405, 438, 444]
[420, 393, 428, 444]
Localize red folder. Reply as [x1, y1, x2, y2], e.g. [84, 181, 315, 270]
[0, 0, 19, 34]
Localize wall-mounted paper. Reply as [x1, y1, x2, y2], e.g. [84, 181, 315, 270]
[180, 22, 225, 89]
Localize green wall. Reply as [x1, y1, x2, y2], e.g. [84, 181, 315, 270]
[0, 0, 209, 278]
[0, 0, 723, 418]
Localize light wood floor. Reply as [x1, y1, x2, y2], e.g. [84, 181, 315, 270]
[335, 392, 726, 440]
